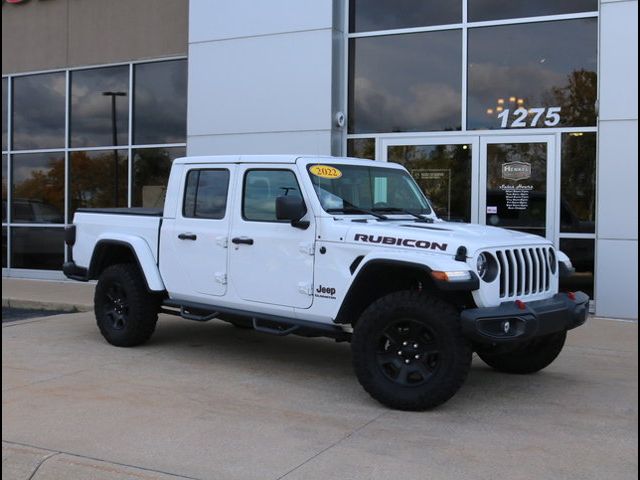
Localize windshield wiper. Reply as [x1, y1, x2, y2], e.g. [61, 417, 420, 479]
[372, 207, 434, 223]
[326, 206, 389, 220]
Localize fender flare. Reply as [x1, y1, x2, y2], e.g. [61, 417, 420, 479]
[335, 256, 479, 324]
[89, 235, 165, 292]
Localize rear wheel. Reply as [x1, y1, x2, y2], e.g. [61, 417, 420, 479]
[351, 291, 472, 411]
[477, 331, 567, 374]
[94, 263, 160, 347]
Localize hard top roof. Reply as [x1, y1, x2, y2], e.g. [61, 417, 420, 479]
[172, 155, 381, 165]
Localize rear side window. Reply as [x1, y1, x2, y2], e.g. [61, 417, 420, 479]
[183, 169, 230, 219]
[243, 169, 302, 221]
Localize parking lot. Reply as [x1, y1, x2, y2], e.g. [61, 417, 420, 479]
[2, 311, 638, 480]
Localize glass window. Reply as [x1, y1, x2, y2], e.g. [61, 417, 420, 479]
[132, 147, 185, 208]
[388, 144, 471, 222]
[70, 66, 129, 148]
[69, 150, 128, 217]
[469, 0, 598, 22]
[2, 154, 7, 223]
[347, 138, 375, 160]
[12, 72, 66, 150]
[133, 60, 187, 145]
[560, 238, 594, 298]
[485, 143, 547, 237]
[11, 152, 65, 224]
[468, 19, 597, 130]
[349, 0, 461, 33]
[243, 170, 302, 222]
[561, 133, 596, 233]
[349, 30, 462, 134]
[182, 169, 230, 219]
[307, 164, 431, 215]
[2, 78, 7, 151]
[11, 227, 64, 270]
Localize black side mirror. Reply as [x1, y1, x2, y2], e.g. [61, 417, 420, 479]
[276, 196, 309, 229]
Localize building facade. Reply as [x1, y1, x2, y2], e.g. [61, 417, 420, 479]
[2, 0, 638, 320]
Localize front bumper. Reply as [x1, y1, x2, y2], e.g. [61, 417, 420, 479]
[460, 292, 589, 344]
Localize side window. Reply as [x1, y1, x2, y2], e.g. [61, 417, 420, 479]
[243, 170, 302, 222]
[182, 169, 230, 219]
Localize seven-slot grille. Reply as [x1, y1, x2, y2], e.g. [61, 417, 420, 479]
[495, 247, 554, 299]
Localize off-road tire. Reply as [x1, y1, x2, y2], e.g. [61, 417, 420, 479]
[94, 263, 160, 347]
[351, 291, 472, 411]
[477, 331, 567, 374]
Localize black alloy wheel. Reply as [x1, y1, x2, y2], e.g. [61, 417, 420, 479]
[376, 319, 441, 387]
[104, 281, 129, 330]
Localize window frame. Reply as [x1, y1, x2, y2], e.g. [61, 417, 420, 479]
[181, 168, 231, 220]
[241, 168, 306, 223]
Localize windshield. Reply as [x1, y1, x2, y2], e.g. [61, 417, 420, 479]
[307, 163, 432, 216]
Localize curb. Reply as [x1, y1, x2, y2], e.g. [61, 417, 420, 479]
[2, 298, 92, 313]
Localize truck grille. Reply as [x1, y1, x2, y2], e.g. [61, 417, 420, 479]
[495, 247, 554, 299]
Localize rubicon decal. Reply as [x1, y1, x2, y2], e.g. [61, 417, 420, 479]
[354, 234, 448, 251]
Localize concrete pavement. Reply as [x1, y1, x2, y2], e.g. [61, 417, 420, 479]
[2, 278, 94, 313]
[2, 310, 637, 480]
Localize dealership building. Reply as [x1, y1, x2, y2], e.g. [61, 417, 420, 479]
[1, 0, 638, 319]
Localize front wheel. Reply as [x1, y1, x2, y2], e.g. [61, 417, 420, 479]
[94, 263, 160, 347]
[477, 331, 567, 374]
[351, 291, 472, 411]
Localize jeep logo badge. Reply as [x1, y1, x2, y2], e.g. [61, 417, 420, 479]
[502, 161, 531, 181]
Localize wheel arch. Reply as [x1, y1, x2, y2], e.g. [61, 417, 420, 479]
[89, 237, 165, 292]
[335, 259, 436, 326]
[335, 258, 476, 326]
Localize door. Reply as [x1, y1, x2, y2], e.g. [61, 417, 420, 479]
[480, 135, 556, 240]
[228, 166, 316, 309]
[160, 165, 235, 299]
[381, 136, 479, 223]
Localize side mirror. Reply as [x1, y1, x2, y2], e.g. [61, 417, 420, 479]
[276, 196, 309, 229]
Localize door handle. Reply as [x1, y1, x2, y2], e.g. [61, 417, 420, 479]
[231, 237, 254, 245]
[178, 233, 197, 241]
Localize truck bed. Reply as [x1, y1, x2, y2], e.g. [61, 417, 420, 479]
[72, 209, 163, 271]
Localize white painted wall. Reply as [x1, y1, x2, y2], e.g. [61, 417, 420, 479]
[596, 0, 639, 319]
[187, 0, 344, 156]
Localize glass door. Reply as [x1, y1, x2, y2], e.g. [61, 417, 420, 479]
[381, 136, 480, 223]
[479, 135, 556, 241]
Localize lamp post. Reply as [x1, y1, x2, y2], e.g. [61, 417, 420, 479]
[102, 91, 126, 206]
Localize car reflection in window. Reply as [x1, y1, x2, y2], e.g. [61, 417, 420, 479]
[12, 199, 64, 224]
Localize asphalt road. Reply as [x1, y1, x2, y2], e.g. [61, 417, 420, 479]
[2, 308, 68, 323]
[2, 312, 638, 480]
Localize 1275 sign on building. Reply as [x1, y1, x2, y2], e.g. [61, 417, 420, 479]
[498, 107, 562, 128]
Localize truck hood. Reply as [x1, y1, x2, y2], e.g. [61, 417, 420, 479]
[344, 220, 551, 256]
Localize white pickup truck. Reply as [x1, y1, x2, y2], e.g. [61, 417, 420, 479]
[63, 155, 588, 410]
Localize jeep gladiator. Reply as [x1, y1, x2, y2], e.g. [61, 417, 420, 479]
[63, 155, 589, 410]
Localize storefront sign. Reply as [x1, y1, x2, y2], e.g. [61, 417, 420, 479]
[502, 161, 532, 181]
[497, 106, 561, 128]
[499, 184, 533, 211]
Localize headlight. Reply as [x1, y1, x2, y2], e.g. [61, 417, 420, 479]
[476, 252, 499, 282]
[477, 253, 489, 279]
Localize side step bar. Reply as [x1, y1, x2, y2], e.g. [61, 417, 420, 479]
[162, 299, 351, 342]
